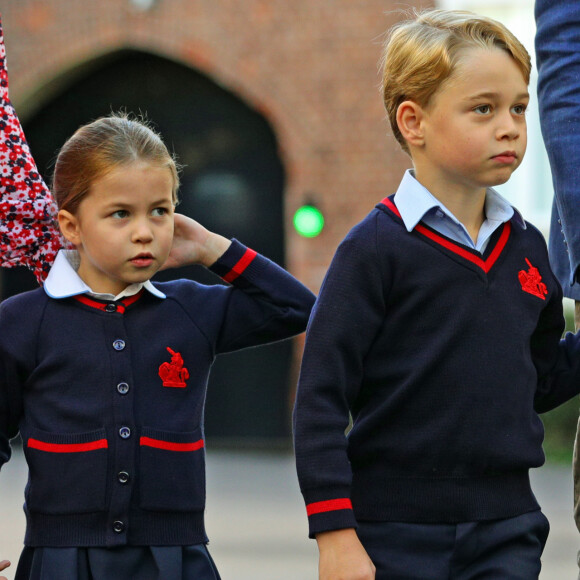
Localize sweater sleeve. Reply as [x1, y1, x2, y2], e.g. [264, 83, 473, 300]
[207, 239, 315, 353]
[533, 246, 580, 413]
[293, 215, 386, 537]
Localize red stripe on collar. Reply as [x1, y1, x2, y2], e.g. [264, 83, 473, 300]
[73, 289, 144, 313]
[380, 197, 511, 273]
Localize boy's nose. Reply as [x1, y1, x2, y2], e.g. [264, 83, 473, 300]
[497, 114, 521, 140]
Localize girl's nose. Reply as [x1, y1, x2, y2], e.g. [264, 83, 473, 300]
[132, 218, 154, 243]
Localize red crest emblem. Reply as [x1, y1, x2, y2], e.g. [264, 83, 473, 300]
[518, 258, 548, 300]
[158, 347, 189, 388]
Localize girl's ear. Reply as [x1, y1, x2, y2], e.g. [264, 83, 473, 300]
[58, 209, 81, 246]
[396, 100, 426, 148]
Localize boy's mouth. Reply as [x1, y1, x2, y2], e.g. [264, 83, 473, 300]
[492, 151, 517, 164]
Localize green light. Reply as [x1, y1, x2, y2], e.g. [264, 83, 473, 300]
[293, 205, 324, 237]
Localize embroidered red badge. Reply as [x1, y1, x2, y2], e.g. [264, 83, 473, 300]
[518, 258, 548, 300]
[158, 347, 189, 388]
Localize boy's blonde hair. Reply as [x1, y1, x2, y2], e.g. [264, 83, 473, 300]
[381, 9, 531, 153]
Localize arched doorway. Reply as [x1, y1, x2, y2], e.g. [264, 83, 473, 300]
[5, 50, 291, 445]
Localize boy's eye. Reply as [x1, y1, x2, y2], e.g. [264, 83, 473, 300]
[152, 207, 168, 217]
[473, 104, 492, 115]
[512, 104, 527, 115]
[111, 210, 129, 219]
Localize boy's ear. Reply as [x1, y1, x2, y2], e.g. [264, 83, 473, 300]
[58, 209, 81, 246]
[396, 100, 425, 147]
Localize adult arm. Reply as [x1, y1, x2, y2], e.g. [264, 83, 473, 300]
[536, 0, 580, 298]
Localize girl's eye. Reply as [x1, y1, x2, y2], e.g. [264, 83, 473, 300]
[111, 210, 129, 219]
[152, 207, 168, 217]
[473, 104, 492, 115]
[512, 104, 527, 115]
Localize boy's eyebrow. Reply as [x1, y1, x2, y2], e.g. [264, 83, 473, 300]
[464, 91, 530, 102]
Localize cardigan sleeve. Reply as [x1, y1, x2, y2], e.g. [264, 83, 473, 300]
[0, 293, 38, 469]
[293, 215, 387, 537]
[207, 239, 315, 353]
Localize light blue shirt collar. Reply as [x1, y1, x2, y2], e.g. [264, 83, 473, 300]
[392, 170, 525, 252]
[44, 250, 166, 301]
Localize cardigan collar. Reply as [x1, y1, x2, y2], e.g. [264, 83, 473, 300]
[44, 250, 166, 301]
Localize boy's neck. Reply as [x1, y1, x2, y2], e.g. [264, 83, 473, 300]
[413, 171, 487, 244]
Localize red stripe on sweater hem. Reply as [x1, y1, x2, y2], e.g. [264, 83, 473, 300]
[28, 438, 108, 453]
[223, 249, 257, 283]
[140, 436, 205, 452]
[306, 498, 353, 516]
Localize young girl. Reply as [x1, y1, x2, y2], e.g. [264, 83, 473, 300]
[0, 112, 315, 580]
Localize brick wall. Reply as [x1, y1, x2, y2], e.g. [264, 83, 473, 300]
[1, 0, 432, 292]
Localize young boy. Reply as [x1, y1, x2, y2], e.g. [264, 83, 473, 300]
[293, 9, 580, 579]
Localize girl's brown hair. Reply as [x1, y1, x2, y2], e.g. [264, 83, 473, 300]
[381, 9, 532, 153]
[52, 112, 180, 214]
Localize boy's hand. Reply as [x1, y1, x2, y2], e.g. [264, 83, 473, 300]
[161, 213, 231, 270]
[0, 559, 10, 580]
[316, 528, 376, 580]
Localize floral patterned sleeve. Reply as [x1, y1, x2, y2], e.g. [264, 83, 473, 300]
[0, 18, 61, 285]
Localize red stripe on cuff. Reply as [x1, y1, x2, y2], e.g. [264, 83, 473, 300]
[306, 498, 353, 516]
[223, 248, 257, 283]
[140, 436, 205, 452]
[28, 438, 108, 453]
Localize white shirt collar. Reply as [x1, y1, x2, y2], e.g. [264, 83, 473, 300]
[44, 250, 166, 301]
[393, 169, 526, 232]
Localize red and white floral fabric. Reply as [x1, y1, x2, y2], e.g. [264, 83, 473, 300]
[0, 17, 61, 284]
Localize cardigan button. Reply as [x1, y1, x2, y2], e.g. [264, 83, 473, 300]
[118, 471, 130, 484]
[112, 520, 125, 533]
[119, 426, 131, 439]
[105, 303, 117, 313]
[117, 382, 130, 395]
[113, 339, 126, 351]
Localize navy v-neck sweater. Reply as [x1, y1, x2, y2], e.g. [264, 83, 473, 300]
[0, 240, 315, 548]
[294, 197, 580, 537]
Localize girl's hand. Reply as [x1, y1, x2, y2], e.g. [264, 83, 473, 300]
[316, 529, 375, 580]
[161, 213, 231, 270]
[0, 559, 10, 580]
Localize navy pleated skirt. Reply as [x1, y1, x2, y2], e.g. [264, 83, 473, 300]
[15, 544, 221, 580]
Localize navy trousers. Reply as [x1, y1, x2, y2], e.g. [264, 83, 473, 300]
[357, 510, 549, 580]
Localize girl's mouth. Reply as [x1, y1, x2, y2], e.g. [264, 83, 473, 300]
[130, 254, 154, 267]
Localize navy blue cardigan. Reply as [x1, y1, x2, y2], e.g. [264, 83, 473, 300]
[0, 240, 315, 548]
[294, 197, 580, 538]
